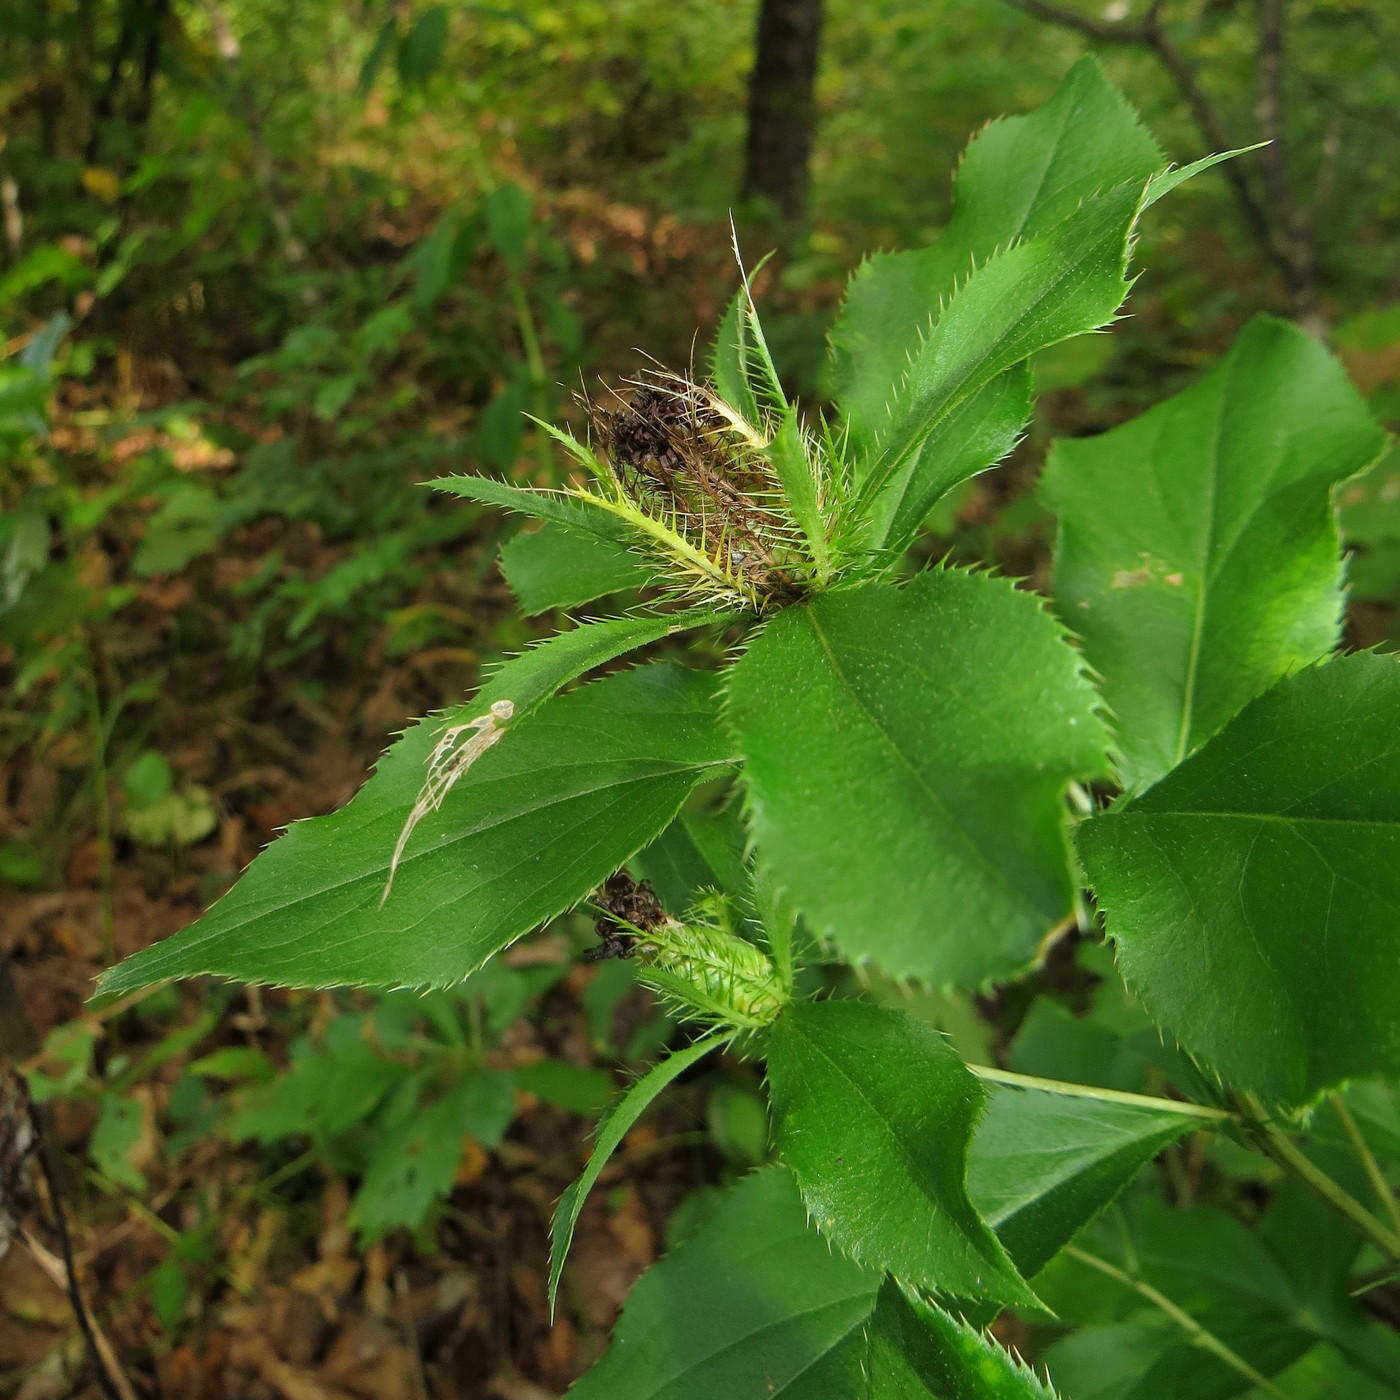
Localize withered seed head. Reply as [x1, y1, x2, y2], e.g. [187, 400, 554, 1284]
[588, 871, 670, 962]
[587, 375, 806, 606]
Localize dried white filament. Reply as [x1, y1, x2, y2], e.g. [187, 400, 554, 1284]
[380, 699, 514, 907]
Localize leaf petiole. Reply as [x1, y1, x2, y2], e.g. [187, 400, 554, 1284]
[968, 1065, 1234, 1123]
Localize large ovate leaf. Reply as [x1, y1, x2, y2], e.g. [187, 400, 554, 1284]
[499, 522, 653, 615]
[567, 1167, 879, 1400]
[1042, 315, 1385, 791]
[1079, 652, 1400, 1107]
[727, 569, 1108, 986]
[832, 56, 1161, 466]
[865, 1281, 1057, 1399]
[968, 1083, 1198, 1279]
[97, 642, 735, 1001]
[766, 1000, 1038, 1310]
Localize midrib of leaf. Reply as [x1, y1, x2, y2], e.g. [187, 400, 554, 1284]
[377, 759, 736, 893]
[1173, 349, 1246, 769]
[996, 102, 1073, 244]
[804, 608, 1048, 925]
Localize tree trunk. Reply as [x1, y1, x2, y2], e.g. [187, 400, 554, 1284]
[741, 0, 824, 229]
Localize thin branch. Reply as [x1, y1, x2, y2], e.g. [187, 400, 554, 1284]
[1066, 1246, 1291, 1397]
[1331, 1093, 1400, 1239]
[1005, 0, 1151, 42]
[1253, 0, 1318, 321]
[2, 958, 124, 1400]
[26, 1106, 126, 1400]
[1237, 1091, 1400, 1266]
[1003, 0, 1298, 303]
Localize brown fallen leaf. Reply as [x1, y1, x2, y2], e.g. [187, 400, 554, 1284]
[238, 1331, 356, 1400]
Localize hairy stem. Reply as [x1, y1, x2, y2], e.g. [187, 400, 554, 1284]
[1065, 1246, 1290, 1398]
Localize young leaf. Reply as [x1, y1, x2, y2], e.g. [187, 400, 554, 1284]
[710, 274, 784, 430]
[865, 1281, 1057, 1399]
[434, 472, 639, 545]
[1042, 315, 1385, 792]
[865, 366, 1032, 558]
[568, 1166, 879, 1400]
[97, 639, 735, 1002]
[766, 1000, 1039, 1310]
[225, 1023, 403, 1145]
[857, 176, 1149, 517]
[548, 1028, 731, 1310]
[727, 569, 1108, 987]
[1079, 652, 1400, 1107]
[498, 522, 652, 615]
[968, 1083, 1198, 1278]
[832, 56, 1162, 466]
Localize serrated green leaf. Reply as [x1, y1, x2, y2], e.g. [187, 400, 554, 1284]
[498, 522, 653, 615]
[549, 1029, 731, 1311]
[1079, 652, 1400, 1108]
[968, 1083, 1196, 1279]
[865, 1281, 1057, 1399]
[866, 366, 1032, 557]
[1043, 315, 1385, 791]
[859, 177, 1150, 518]
[567, 1166, 879, 1400]
[727, 569, 1107, 986]
[97, 638, 735, 1002]
[832, 57, 1161, 467]
[766, 1000, 1038, 1310]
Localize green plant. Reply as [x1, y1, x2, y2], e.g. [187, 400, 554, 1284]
[94, 62, 1400, 1395]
